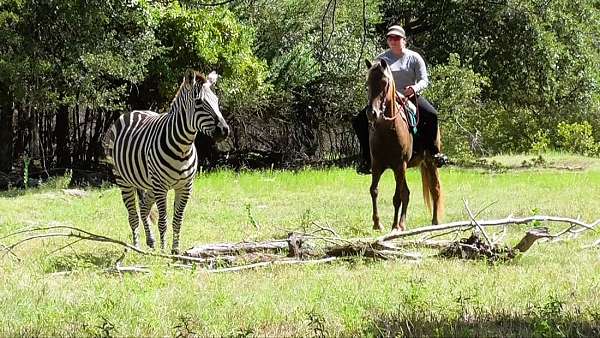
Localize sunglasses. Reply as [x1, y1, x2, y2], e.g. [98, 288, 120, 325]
[387, 35, 403, 41]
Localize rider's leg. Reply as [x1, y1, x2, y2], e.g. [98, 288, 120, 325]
[416, 96, 448, 167]
[352, 107, 371, 173]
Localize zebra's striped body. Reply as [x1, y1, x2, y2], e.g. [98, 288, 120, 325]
[103, 70, 229, 253]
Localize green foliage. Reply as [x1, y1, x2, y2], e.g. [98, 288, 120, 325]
[2, 0, 600, 170]
[22, 155, 29, 189]
[556, 121, 599, 156]
[427, 54, 489, 157]
[383, 0, 600, 155]
[148, 1, 270, 112]
[233, 0, 381, 114]
[531, 130, 551, 154]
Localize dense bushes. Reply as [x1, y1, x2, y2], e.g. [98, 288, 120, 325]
[0, 0, 598, 176]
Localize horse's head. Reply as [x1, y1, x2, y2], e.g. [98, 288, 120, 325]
[365, 59, 397, 122]
[181, 69, 230, 142]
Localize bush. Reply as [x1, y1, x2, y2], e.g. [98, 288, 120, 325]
[427, 53, 489, 158]
[556, 121, 599, 156]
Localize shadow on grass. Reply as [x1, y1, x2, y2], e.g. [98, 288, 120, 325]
[355, 309, 600, 337]
[43, 249, 122, 273]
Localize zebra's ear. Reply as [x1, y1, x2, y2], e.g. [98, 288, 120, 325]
[206, 71, 218, 87]
[184, 69, 196, 87]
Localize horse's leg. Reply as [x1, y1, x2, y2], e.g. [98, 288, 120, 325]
[370, 166, 383, 230]
[137, 189, 156, 249]
[429, 165, 443, 225]
[392, 163, 410, 231]
[171, 181, 192, 255]
[120, 186, 140, 248]
[153, 186, 169, 251]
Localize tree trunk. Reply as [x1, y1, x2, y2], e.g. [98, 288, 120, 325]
[0, 99, 14, 172]
[55, 105, 70, 167]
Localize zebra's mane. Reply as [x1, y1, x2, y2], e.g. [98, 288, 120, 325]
[171, 70, 207, 107]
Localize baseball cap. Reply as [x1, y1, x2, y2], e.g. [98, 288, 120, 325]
[386, 25, 406, 38]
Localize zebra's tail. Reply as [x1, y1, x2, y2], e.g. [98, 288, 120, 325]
[100, 123, 117, 168]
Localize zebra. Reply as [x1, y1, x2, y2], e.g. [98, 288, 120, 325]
[102, 69, 229, 254]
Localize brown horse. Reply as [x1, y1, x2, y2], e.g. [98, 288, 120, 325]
[365, 59, 444, 231]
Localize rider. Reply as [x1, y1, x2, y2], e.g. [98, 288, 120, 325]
[352, 25, 449, 173]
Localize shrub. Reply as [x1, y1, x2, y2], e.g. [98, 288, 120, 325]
[556, 121, 599, 156]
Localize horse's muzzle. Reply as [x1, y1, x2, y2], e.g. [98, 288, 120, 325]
[366, 106, 380, 122]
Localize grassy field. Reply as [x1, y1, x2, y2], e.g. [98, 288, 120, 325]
[1, 153, 600, 337]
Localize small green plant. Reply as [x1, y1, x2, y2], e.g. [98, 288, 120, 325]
[174, 315, 199, 338]
[300, 208, 313, 232]
[307, 309, 327, 338]
[230, 327, 254, 338]
[531, 130, 551, 154]
[245, 203, 260, 230]
[532, 295, 567, 338]
[22, 156, 30, 189]
[83, 317, 117, 338]
[557, 122, 599, 156]
[42, 169, 73, 190]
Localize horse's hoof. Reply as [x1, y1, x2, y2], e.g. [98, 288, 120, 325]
[392, 225, 405, 232]
[373, 224, 383, 231]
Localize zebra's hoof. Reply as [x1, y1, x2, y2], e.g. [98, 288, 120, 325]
[146, 240, 155, 249]
[171, 248, 180, 255]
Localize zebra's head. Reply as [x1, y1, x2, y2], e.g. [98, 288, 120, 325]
[183, 69, 230, 142]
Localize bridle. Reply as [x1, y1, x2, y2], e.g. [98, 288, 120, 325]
[379, 68, 399, 122]
[368, 66, 399, 123]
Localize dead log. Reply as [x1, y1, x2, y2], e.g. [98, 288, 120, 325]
[2, 214, 598, 273]
[513, 227, 553, 252]
[438, 227, 554, 261]
[184, 240, 289, 258]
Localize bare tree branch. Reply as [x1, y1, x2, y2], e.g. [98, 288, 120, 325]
[463, 199, 492, 247]
[377, 215, 599, 242]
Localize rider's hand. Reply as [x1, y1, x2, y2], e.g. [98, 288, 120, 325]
[403, 86, 415, 98]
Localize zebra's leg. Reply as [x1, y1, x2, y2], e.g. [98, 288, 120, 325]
[153, 187, 169, 252]
[120, 186, 141, 248]
[171, 182, 193, 254]
[137, 189, 156, 249]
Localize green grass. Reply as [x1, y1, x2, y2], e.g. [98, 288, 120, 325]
[1, 153, 600, 336]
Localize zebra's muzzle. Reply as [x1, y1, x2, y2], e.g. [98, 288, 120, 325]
[213, 124, 230, 141]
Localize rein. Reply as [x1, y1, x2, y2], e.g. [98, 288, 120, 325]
[382, 70, 399, 121]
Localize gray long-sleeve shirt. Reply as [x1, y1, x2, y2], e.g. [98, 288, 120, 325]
[375, 49, 429, 94]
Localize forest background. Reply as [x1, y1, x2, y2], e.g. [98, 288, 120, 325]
[1, 0, 599, 184]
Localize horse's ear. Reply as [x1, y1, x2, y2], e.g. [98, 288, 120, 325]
[365, 59, 372, 69]
[379, 59, 388, 70]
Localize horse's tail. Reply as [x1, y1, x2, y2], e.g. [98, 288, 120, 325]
[420, 161, 444, 222]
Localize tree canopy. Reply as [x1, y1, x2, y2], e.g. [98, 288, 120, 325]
[0, 0, 598, 177]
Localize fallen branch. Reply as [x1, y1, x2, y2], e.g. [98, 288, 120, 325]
[464, 199, 492, 247]
[0, 225, 227, 265]
[185, 240, 290, 258]
[377, 215, 599, 242]
[2, 214, 598, 273]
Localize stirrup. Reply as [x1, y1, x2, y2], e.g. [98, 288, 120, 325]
[433, 153, 449, 168]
